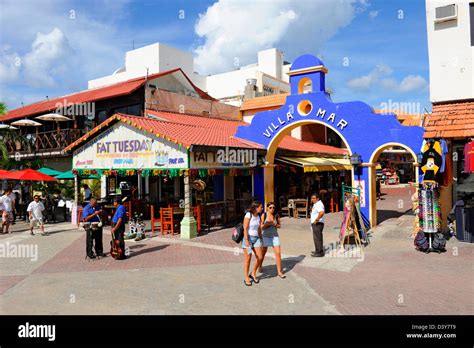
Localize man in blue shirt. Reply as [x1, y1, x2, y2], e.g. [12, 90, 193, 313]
[82, 197, 104, 259]
[111, 197, 127, 260]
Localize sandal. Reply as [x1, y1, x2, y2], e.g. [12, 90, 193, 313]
[278, 274, 286, 279]
[244, 279, 252, 286]
[249, 274, 259, 284]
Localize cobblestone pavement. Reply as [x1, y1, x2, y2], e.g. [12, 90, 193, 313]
[0, 186, 472, 314]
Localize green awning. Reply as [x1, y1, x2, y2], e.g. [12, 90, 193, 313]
[37, 167, 63, 177]
[56, 170, 99, 180]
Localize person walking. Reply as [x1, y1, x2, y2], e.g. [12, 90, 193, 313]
[111, 197, 127, 260]
[260, 202, 285, 278]
[27, 195, 46, 236]
[310, 193, 325, 257]
[82, 184, 92, 202]
[82, 197, 105, 259]
[242, 201, 263, 286]
[0, 189, 14, 234]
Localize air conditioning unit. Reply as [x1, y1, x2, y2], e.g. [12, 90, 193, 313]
[434, 4, 457, 23]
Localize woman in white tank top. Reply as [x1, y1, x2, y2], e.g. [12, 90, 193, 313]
[242, 201, 263, 286]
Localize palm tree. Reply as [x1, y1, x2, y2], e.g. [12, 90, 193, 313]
[0, 102, 6, 116]
[0, 102, 8, 162]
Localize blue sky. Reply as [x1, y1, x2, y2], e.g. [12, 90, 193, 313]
[0, 0, 430, 113]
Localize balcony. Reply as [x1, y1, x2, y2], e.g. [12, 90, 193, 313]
[6, 129, 82, 156]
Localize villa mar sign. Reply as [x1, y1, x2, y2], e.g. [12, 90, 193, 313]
[262, 108, 349, 140]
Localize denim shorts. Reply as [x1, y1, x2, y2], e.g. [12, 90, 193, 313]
[263, 236, 280, 247]
[242, 235, 262, 254]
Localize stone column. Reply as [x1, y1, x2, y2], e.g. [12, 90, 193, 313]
[180, 171, 197, 239]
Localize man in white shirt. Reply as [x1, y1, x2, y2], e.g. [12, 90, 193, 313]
[310, 192, 325, 257]
[0, 189, 14, 234]
[27, 195, 46, 236]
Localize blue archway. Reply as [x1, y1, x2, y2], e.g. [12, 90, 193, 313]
[235, 54, 425, 227]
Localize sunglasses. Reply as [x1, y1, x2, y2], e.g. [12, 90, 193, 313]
[268, 206, 275, 209]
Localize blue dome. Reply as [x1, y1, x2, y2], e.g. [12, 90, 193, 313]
[290, 54, 324, 71]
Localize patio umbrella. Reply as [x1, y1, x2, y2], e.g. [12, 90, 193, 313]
[0, 169, 16, 179]
[35, 113, 71, 122]
[10, 119, 42, 127]
[0, 124, 18, 130]
[37, 167, 63, 177]
[36, 114, 71, 132]
[8, 169, 58, 181]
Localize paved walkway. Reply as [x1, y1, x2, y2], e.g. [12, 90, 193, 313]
[1, 187, 473, 315]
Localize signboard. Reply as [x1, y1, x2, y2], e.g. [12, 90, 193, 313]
[72, 123, 188, 170]
[191, 147, 258, 169]
[353, 180, 366, 208]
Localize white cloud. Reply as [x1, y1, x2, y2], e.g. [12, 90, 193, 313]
[347, 64, 392, 90]
[22, 28, 74, 88]
[368, 10, 379, 19]
[0, 52, 20, 84]
[398, 75, 427, 92]
[193, 0, 369, 74]
[347, 64, 427, 93]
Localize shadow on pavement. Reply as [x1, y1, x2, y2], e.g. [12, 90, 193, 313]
[129, 244, 169, 256]
[258, 255, 305, 280]
[377, 209, 412, 224]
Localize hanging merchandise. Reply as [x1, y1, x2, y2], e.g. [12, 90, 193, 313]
[420, 139, 443, 182]
[418, 184, 441, 233]
[416, 182, 446, 253]
[464, 140, 474, 173]
[439, 139, 448, 173]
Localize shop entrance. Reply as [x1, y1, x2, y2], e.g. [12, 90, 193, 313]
[234, 53, 425, 227]
[369, 143, 418, 224]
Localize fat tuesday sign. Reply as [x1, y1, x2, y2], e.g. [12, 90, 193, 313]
[73, 123, 188, 169]
[262, 107, 349, 139]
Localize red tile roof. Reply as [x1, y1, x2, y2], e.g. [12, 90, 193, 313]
[65, 110, 347, 156]
[240, 94, 289, 111]
[64, 113, 262, 152]
[424, 101, 474, 138]
[146, 110, 347, 155]
[277, 136, 347, 155]
[2, 68, 214, 122]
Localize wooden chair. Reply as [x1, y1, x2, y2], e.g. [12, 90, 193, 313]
[77, 207, 84, 228]
[294, 199, 308, 219]
[193, 206, 201, 234]
[150, 205, 161, 236]
[160, 207, 174, 235]
[279, 196, 290, 217]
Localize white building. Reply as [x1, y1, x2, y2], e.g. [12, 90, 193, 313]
[425, 0, 474, 102]
[88, 43, 290, 106]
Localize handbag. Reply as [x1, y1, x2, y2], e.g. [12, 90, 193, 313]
[231, 222, 244, 243]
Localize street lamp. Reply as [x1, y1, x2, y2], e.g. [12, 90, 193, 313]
[350, 153, 362, 166]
